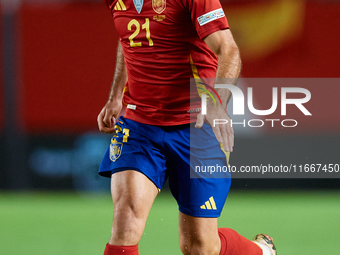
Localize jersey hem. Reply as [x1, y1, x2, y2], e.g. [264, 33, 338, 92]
[125, 109, 198, 126]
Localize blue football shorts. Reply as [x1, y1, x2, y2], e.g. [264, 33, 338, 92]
[99, 116, 231, 217]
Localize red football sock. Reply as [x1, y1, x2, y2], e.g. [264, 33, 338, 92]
[103, 243, 139, 255]
[218, 228, 262, 255]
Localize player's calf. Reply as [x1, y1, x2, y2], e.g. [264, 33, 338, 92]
[179, 240, 220, 255]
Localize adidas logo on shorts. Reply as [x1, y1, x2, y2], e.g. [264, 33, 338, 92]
[200, 196, 217, 210]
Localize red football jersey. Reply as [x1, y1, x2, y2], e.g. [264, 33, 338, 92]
[105, 0, 229, 125]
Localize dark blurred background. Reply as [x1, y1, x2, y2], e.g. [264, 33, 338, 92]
[1, 0, 339, 192]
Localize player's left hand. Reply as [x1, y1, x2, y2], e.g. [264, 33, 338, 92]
[195, 103, 234, 152]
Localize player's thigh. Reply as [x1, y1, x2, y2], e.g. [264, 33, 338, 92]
[111, 170, 158, 219]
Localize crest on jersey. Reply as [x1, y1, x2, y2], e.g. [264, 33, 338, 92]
[152, 0, 166, 14]
[133, 0, 144, 13]
[110, 138, 123, 162]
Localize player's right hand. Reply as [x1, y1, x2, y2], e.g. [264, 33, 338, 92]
[97, 100, 123, 134]
[195, 102, 234, 153]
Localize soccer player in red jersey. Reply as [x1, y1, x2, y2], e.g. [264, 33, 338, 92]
[97, 0, 277, 254]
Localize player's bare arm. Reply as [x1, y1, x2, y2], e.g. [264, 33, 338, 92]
[97, 42, 127, 134]
[196, 29, 241, 152]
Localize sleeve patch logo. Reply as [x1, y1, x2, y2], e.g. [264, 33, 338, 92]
[197, 8, 225, 26]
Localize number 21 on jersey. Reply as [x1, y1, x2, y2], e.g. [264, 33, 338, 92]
[128, 18, 154, 47]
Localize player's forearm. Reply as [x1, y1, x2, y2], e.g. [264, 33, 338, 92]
[108, 42, 127, 102]
[204, 29, 242, 107]
[215, 42, 241, 107]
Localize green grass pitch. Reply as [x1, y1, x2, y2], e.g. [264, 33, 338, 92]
[0, 191, 339, 254]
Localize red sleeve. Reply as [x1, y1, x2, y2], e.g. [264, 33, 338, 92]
[187, 0, 229, 39]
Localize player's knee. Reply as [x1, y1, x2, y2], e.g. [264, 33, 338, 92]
[111, 198, 147, 244]
[111, 210, 145, 244]
[114, 192, 148, 221]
